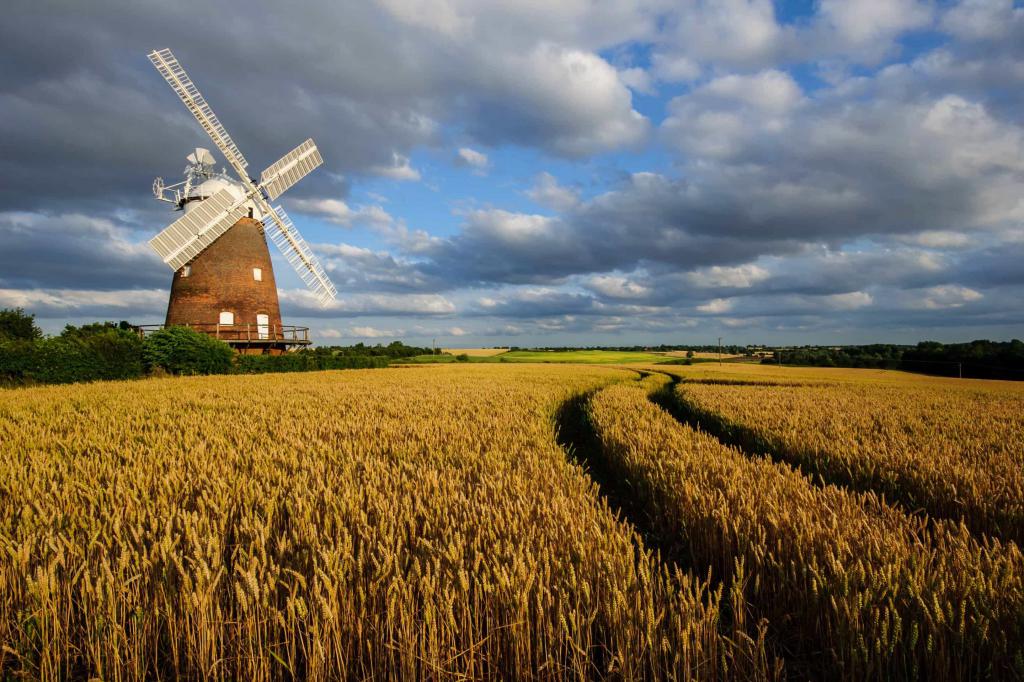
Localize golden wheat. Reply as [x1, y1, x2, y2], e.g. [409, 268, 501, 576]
[587, 373, 1024, 680]
[675, 378, 1024, 543]
[0, 365, 773, 681]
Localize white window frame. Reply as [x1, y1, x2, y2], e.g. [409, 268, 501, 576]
[219, 311, 234, 325]
[181, 265, 191, 278]
[253, 267, 262, 282]
[256, 313, 270, 340]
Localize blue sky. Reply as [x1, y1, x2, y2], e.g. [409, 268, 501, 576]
[2, 0, 1023, 346]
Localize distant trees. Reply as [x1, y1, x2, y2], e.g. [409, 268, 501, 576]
[0, 307, 41, 342]
[311, 340, 436, 358]
[902, 340, 1024, 379]
[769, 341, 1024, 380]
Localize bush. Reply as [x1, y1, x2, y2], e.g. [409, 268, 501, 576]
[234, 353, 388, 374]
[455, 354, 470, 362]
[143, 326, 235, 376]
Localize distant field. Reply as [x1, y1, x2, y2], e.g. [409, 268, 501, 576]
[499, 349, 672, 363]
[400, 349, 675, 364]
[441, 347, 509, 357]
[663, 350, 744, 359]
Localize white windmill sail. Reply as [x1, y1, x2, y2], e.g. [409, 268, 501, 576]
[262, 205, 337, 306]
[148, 47, 338, 306]
[260, 139, 323, 201]
[148, 49, 249, 175]
[150, 189, 248, 270]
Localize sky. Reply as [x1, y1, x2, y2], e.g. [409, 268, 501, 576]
[1, 0, 1023, 347]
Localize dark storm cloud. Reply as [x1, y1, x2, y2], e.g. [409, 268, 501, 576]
[315, 243, 449, 294]
[956, 241, 1024, 288]
[0, 212, 165, 290]
[0, 287, 166, 320]
[0, 0, 648, 213]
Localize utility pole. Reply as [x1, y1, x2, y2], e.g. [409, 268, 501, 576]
[718, 336, 722, 365]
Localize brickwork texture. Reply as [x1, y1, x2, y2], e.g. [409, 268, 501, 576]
[164, 217, 284, 337]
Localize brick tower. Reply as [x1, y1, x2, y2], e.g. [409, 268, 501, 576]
[164, 216, 297, 354]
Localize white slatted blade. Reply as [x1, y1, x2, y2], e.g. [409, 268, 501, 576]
[148, 48, 249, 173]
[149, 189, 248, 270]
[259, 139, 323, 200]
[262, 205, 337, 306]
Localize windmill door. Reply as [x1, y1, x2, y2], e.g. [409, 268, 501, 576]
[257, 314, 270, 339]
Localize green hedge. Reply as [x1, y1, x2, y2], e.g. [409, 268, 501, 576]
[0, 324, 144, 385]
[0, 311, 394, 386]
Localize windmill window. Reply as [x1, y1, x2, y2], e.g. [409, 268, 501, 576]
[181, 265, 191, 278]
[253, 267, 262, 281]
[219, 311, 234, 326]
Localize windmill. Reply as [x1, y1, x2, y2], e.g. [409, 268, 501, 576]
[146, 48, 336, 353]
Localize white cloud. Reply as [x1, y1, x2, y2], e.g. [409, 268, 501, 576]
[919, 285, 983, 309]
[585, 274, 651, 299]
[291, 198, 394, 228]
[659, 0, 783, 71]
[822, 291, 873, 310]
[446, 326, 468, 337]
[281, 289, 456, 316]
[663, 70, 802, 159]
[465, 209, 559, 244]
[455, 147, 489, 174]
[350, 326, 403, 338]
[375, 0, 473, 38]
[703, 70, 802, 113]
[371, 152, 422, 181]
[526, 172, 580, 212]
[618, 67, 655, 94]
[650, 53, 701, 82]
[898, 231, 974, 249]
[651, 0, 933, 76]
[685, 264, 771, 289]
[940, 0, 1023, 42]
[697, 298, 734, 313]
[818, 0, 932, 49]
[481, 43, 649, 156]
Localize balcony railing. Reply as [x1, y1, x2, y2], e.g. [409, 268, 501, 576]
[136, 323, 311, 345]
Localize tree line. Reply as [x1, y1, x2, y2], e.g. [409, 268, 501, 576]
[770, 340, 1024, 380]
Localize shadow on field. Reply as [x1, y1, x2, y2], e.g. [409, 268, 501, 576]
[555, 379, 790, 680]
[554, 385, 684, 569]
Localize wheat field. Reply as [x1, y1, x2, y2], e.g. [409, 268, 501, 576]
[2, 362, 1022, 680]
[588, 372, 1024, 679]
[0, 365, 772, 681]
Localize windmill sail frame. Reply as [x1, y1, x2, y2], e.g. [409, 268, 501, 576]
[147, 48, 337, 306]
[150, 189, 249, 270]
